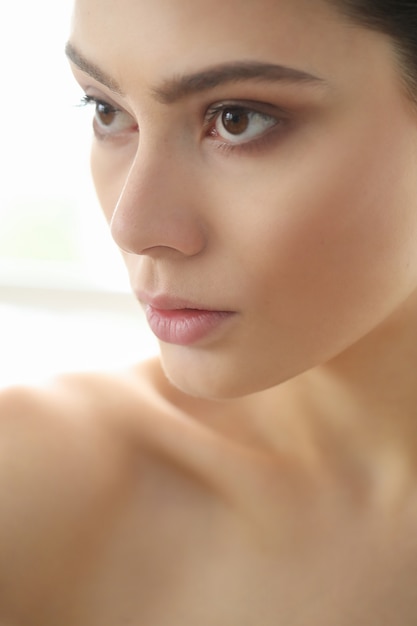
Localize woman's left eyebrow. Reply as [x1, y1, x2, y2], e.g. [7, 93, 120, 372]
[65, 41, 326, 103]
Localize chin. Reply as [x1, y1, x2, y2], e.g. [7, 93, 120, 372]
[159, 350, 241, 400]
[158, 346, 294, 401]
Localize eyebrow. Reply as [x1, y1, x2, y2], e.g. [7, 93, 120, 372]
[66, 42, 124, 95]
[65, 41, 325, 104]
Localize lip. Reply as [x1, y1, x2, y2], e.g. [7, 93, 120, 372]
[136, 291, 236, 346]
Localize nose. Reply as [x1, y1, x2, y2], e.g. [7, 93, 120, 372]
[109, 143, 207, 258]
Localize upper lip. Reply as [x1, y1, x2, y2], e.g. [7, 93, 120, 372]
[135, 290, 222, 312]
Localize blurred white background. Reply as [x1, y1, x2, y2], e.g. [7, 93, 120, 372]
[0, 1, 158, 386]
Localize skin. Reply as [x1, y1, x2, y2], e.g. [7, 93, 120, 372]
[73, 0, 417, 401]
[1, 0, 417, 624]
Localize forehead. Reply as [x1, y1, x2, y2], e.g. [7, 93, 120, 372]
[69, 0, 395, 96]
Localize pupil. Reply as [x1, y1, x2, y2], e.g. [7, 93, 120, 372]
[222, 109, 249, 135]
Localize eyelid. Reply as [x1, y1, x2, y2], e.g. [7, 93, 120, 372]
[78, 84, 138, 121]
[205, 99, 289, 120]
[79, 93, 118, 111]
[75, 77, 129, 109]
[80, 90, 135, 117]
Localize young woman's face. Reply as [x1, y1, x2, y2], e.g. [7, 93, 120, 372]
[69, 0, 417, 398]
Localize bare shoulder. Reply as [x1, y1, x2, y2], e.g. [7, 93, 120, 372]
[0, 359, 247, 624]
[0, 365, 149, 472]
[0, 358, 170, 516]
[0, 360, 177, 623]
[0, 356, 170, 448]
[0, 356, 230, 533]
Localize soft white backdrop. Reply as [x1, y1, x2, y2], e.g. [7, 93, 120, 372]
[0, 1, 158, 386]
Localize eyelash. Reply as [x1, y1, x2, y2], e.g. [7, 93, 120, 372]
[80, 93, 113, 110]
[79, 94, 287, 153]
[79, 94, 117, 118]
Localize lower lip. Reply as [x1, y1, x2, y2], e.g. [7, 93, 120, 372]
[145, 306, 235, 346]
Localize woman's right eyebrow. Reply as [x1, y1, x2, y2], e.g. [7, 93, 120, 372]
[65, 42, 125, 95]
[65, 41, 326, 103]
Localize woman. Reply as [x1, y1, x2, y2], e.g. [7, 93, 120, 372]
[1, 0, 417, 623]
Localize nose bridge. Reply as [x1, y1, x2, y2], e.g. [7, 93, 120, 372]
[110, 136, 206, 257]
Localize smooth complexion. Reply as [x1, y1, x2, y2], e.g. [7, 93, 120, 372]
[1, 1, 417, 625]
[67, 0, 417, 409]
[65, 1, 417, 520]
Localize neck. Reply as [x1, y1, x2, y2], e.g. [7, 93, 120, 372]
[241, 291, 417, 505]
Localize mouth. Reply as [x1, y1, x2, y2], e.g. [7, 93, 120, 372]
[136, 291, 236, 346]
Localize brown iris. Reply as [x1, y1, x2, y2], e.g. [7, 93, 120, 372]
[96, 102, 117, 126]
[222, 108, 250, 135]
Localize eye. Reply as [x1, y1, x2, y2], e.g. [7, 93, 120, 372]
[206, 105, 279, 146]
[80, 95, 138, 140]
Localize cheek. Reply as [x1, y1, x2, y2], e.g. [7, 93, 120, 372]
[300, 135, 417, 299]
[231, 115, 417, 342]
